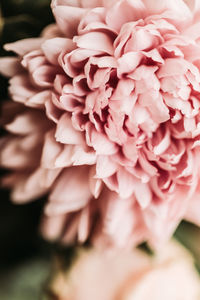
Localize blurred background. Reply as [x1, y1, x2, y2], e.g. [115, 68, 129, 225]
[0, 1, 53, 298]
[0, 1, 200, 299]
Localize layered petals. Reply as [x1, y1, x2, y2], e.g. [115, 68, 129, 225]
[1, 0, 200, 249]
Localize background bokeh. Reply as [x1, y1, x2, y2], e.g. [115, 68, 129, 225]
[0, 1, 53, 298]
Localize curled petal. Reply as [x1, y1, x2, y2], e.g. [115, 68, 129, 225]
[96, 155, 118, 178]
[52, 5, 88, 37]
[55, 113, 84, 144]
[4, 38, 45, 56]
[90, 129, 118, 155]
[42, 38, 76, 65]
[74, 32, 114, 55]
[45, 167, 92, 215]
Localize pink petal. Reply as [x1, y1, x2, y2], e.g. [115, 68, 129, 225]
[41, 214, 67, 240]
[45, 167, 92, 215]
[5, 110, 46, 135]
[4, 38, 44, 56]
[9, 75, 41, 105]
[0, 136, 36, 169]
[139, 92, 170, 123]
[71, 145, 96, 165]
[55, 113, 84, 144]
[111, 78, 135, 100]
[117, 52, 142, 76]
[101, 190, 136, 247]
[42, 37, 75, 65]
[45, 96, 63, 123]
[184, 0, 200, 12]
[96, 155, 118, 178]
[78, 206, 90, 243]
[89, 165, 103, 198]
[153, 129, 171, 156]
[117, 169, 135, 198]
[90, 129, 118, 155]
[106, 0, 145, 33]
[138, 151, 157, 177]
[27, 90, 52, 108]
[122, 139, 138, 164]
[52, 5, 88, 37]
[32, 65, 56, 87]
[143, 0, 192, 19]
[157, 58, 189, 78]
[54, 144, 75, 167]
[0, 57, 23, 77]
[51, 0, 108, 9]
[134, 180, 152, 209]
[11, 168, 49, 203]
[185, 185, 200, 226]
[41, 24, 62, 39]
[74, 32, 114, 55]
[41, 130, 63, 169]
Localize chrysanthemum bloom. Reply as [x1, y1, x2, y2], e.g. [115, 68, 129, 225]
[1, 0, 200, 248]
[47, 241, 200, 300]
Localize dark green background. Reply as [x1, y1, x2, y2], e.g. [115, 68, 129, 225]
[0, 1, 53, 298]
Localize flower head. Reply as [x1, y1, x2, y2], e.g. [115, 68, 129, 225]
[48, 240, 200, 300]
[1, 0, 200, 248]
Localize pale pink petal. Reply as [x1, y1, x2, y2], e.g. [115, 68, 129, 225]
[51, 0, 108, 9]
[117, 169, 135, 198]
[74, 32, 114, 55]
[153, 129, 171, 156]
[54, 144, 74, 167]
[52, 5, 88, 37]
[41, 130, 63, 169]
[45, 96, 63, 123]
[5, 110, 48, 135]
[0, 136, 37, 169]
[32, 65, 56, 87]
[106, 0, 145, 33]
[100, 190, 136, 247]
[11, 168, 49, 203]
[90, 129, 118, 155]
[45, 167, 92, 215]
[0, 57, 23, 77]
[96, 155, 118, 178]
[71, 145, 96, 165]
[4, 38, 45, 56]
[184, 0, 200, 13]
[77, 206, 90, 243]
[55, 113, 84, 144]
[117, 52, 142, 76]
[27, 90, 52, 108]
[41, 23, 62, 38]
[139, 92, 170, 123]
[133, 180, 152, 209]
[41, 214, 67, 240]
[89, 165, 103, 198]
[143, 0, 192, 19]
[185, 184, 200, 226]
[42, 37, 76, 65]
[122, 139, 138, 164]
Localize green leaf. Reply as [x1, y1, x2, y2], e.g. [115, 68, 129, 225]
[0, 258, 50, 300]
[175, 221, 200, 272]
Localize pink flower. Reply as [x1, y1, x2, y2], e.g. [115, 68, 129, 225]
[1, 0, 200, 248]
[47, 240, 200, 300]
